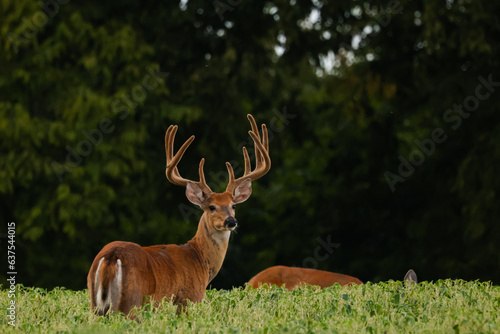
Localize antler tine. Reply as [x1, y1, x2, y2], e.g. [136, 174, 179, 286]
[262, 123, 269, 154]
[247, 114, 261, 141]
[197, 158, 212, 194]
[165, 125, 175, 164]
[253, 123, 269, 171]
[247, 114, 263, 166]
[165, 125, 181, 181]
[165, 126, 213, 194]
[242, 147, 251, 176]
[226, 114, 271, 193]
[226, 162, 235, 184]
[248, 130, 271, 175]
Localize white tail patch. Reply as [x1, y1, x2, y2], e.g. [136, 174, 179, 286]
[95, 258, 123, 315]
[112, 259, 123, 309]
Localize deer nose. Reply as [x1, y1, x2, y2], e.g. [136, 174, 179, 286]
[224, 217, 238, 229]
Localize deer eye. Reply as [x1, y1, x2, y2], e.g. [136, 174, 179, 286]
[232, 205, 236, 210]
[209, 205, 216, 212]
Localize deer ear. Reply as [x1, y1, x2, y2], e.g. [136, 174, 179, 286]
[404, 269, 418, 283]
[186, 182, 205, 206]
[233, 179, 252, 204]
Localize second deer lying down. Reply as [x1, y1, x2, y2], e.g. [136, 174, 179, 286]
[87, 114, 271, 317]
[248, 266, 418, 290]
[248, 266, 363, 289]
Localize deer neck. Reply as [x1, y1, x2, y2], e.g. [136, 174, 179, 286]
[188, 212, 231, 283]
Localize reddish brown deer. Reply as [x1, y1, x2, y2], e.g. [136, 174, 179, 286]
[87, 114, 271, 316]
[248, 266, 418, 290]
[248, 266, 363, 290]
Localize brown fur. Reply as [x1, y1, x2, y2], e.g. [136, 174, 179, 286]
[248, 265, 363, 290]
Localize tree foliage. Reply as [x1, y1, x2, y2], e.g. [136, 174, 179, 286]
[1, 0, 499, 289]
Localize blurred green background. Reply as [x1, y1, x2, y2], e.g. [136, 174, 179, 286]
[1, 0, 499, 290]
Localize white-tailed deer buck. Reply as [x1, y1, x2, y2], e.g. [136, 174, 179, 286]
[248, 265, 363, 290]
[87, 114, 271, 317]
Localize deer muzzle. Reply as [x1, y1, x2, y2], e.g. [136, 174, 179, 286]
[224, 217, 238, 229]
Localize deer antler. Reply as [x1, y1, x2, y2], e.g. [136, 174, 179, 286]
[225, 114, 271, 193]
[165, 125, 213, 195]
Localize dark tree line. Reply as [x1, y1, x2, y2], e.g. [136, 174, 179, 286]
[1, 0, 499, 290]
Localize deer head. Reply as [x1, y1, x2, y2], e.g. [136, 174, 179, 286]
[165, 114, 271, 233]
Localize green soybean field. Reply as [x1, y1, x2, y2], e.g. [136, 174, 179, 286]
[1, 280, 499, 333]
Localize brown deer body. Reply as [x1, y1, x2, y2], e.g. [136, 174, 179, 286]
[87, 115, 271, 316]
[248, 266, 418, 290]
[248, 265, 362, 290]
